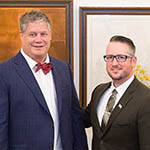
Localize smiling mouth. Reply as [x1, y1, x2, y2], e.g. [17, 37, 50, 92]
[33, 46, 44, 48]
[111, 68, 121, 73]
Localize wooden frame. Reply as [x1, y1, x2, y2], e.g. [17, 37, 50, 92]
[0, 0, 73, 69]
[79, 7, 150, 107]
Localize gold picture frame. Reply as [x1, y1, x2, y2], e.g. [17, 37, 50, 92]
[0, 0, 73, 69]
[79, 7, 150, 107]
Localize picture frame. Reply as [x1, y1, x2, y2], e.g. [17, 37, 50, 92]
[0, 0, 73, 69]
[79, 7, 150, 107]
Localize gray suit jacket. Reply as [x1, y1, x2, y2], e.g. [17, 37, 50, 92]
[83, 78, 150, 150]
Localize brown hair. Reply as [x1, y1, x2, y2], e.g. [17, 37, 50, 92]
[110, 35, 136, 56]
[20, 9, 50, 33]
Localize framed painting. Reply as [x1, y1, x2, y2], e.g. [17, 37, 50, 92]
[80, 7, 150, 107]
[0, 0, 73, 69]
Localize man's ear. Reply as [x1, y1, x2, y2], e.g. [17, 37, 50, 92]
[132, 56, 137, 68]
[50, 29, 52, 41]
[20, 32, 24, 41]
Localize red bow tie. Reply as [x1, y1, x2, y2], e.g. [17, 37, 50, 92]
[35, 62, 52, 75]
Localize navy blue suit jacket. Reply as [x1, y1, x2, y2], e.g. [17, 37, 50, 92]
[0, 51, 88, 150]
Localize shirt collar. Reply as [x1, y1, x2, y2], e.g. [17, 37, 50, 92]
[110, 75, 134, 95]
[20, 48, 50, 70]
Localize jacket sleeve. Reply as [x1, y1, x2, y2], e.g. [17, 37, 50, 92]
[68, 64, 88, 150]
[0, 70, 9, 150]
[81, 105, 92, 128]
[81, 84, 102, 128]
[138, 92, 150, 150]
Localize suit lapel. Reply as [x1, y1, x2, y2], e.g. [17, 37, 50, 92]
[92, 83, 111, 134]
[13, 52, 50, 114]
[50, 57, 62, 116]
[102, 78, 137, 135]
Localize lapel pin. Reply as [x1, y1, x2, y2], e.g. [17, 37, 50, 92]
[118, 104, 122, 109]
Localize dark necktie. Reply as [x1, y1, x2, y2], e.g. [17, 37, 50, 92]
[35, 62, 52, 75]
[101, 89, 117, 130]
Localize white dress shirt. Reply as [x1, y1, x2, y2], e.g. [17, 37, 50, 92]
[97, 75, 134, 126]
[21, 49, 62, 150]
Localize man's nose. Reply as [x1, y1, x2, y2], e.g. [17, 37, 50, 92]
[112, 57, 119, 65]
[35, 34, 42, 42]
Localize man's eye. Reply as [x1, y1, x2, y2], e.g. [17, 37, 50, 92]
[29, 33, 36, 37]
[108, 56, 113, 59]
[41, 33, 48, 36]
[118, 55, 125, 59]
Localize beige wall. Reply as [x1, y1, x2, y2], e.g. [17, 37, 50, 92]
[73, 0, 150, 94]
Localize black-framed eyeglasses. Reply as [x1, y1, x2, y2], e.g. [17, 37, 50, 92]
[103, 55, 133, 62]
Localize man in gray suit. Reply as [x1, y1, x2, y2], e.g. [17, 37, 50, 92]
[82, 35, 150, 150]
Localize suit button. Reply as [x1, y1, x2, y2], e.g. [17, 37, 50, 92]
[100, 140, 103, 144]
[50, 124, 54, 128]
[49, 144, 53, 150]
[61, 138, 64, 144]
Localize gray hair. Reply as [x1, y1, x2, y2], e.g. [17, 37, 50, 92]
[110, 35, 136, 56]
[20, 9, 50, 33]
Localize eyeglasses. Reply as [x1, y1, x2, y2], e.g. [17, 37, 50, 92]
[103, 55, 133, 62]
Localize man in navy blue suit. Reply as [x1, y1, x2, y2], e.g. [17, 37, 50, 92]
[0, 9, 88, 150]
